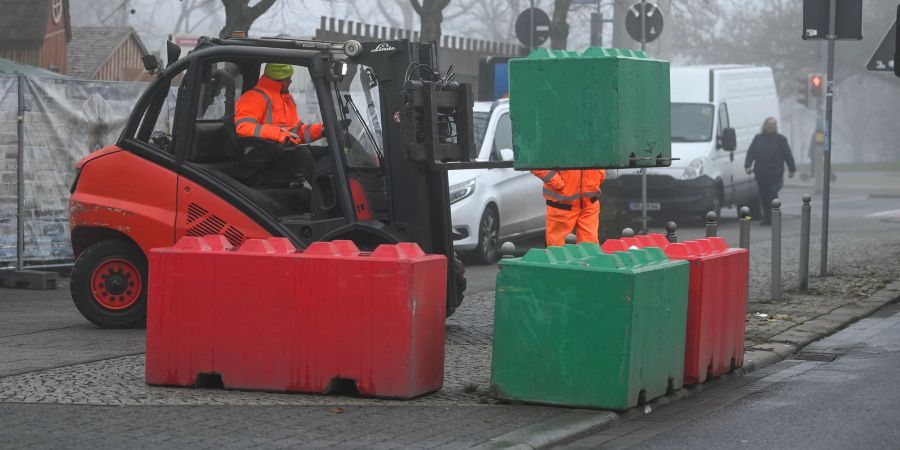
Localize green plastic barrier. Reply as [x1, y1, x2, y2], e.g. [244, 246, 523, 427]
[491, 243, 689, 410]
[509, 48, 671, 170]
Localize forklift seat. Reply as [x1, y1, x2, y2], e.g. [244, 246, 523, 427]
[189, 68, 239, 167]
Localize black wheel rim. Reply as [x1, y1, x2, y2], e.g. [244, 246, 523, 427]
[480, 212, 499, 261]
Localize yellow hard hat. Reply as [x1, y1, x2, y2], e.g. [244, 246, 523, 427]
[264, 63, 293, 80]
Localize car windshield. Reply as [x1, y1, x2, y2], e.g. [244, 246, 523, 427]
[671, 103, 714, 142]
[473, 111, 490, 150]
[331, 63, 383, 169]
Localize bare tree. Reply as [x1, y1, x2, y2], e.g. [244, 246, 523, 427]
[549, 0, 573, 49]
[445, 0, 518, 42]
[376, 0, 415, 30]
[174, 0, 219, 34]
[219, 0, 278, 38]
[411, 0, 451, 42]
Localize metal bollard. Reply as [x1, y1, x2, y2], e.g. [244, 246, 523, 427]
[705, 211, 718, 238]
[665, 221, 678, 243]
[500, 241, 517, 259]
[622, 227, 635, 238]
[771, 199, 782, 301]
[799, 195, 812, 291]
[739, 206, 751, 250]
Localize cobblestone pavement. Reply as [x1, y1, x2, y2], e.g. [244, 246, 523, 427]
[743, 221, 900, 347]
[0, 290, 497, 407]
[0, 403, 566, 449]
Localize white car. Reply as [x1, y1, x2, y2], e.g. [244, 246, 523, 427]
[448, 100, 545, 264]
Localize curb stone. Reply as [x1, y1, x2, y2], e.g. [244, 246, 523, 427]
[472, 410, 617, 449]
[477, 279, 900, 449]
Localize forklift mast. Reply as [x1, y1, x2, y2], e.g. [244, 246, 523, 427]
[347, 39, 477, 261]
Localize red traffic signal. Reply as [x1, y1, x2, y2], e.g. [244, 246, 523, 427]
[809, 73, 824, 97]
[810, 74, 822, 88]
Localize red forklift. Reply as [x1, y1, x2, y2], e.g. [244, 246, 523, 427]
[69, 35, 510, 328]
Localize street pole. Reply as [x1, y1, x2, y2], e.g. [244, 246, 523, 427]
[15, 74, 24, 271]
[814, 41, 825, 195]
[529, 0, 535, 51]
[640, 0, 648, 233]
[820, 0, 836, 277]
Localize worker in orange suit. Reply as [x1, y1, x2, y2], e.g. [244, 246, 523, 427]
[234, 63, 324, 145]
[531, 169, 606, 247]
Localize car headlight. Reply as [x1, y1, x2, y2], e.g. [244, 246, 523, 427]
[449, 179, 476, 205]
[681, 157, 705, 180]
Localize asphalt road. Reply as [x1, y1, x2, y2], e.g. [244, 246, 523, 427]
[465, 172, 900, 294]
[566, 302, 900, 450]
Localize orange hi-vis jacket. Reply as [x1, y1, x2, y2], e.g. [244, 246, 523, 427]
[234, 75, 323, 144]
[531, 169, 607, 210]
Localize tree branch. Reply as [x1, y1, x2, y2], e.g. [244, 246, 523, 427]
[248, 0, 277, 21]
[410, 0, 423, 15]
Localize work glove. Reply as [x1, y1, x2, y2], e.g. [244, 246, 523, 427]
[309, 123, 325, 142]
[282, 129, 302, 145]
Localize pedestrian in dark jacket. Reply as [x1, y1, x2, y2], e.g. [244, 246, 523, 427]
[745, 117, 796, 225]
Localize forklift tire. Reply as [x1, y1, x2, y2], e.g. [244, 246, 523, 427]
[70, 239, 148, 329]
[447, 254, 466, 318]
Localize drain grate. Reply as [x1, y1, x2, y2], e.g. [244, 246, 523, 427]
[793, 352, 839, 362]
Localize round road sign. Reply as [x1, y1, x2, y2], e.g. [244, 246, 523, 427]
[625, 2, 664, 44]
[515, 7, 551, 48]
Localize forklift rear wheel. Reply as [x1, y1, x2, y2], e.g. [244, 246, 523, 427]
[71, 239, 148, 329]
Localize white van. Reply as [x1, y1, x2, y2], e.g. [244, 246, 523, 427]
[605, 65, 780, 218]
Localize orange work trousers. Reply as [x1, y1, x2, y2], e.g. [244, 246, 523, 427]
[545, 200, 601, 247]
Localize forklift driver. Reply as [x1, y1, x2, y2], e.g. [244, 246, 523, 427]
[234, 63, 325, 187]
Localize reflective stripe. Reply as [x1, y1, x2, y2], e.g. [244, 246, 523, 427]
[540, 170, 557, 183]
[303, 127, 312, 143]
[235, 117, 258, 126]
[253, 123, 263, 137]
[542, 188, 569, 202]
[252, 88, 273, 123]
[543, 188, 603, 202]
[291, 121, 304, 134]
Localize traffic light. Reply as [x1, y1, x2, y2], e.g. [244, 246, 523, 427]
[797, 75, 810, 107]
[808, 73, 824, 100]
[797, 73, 824, 108]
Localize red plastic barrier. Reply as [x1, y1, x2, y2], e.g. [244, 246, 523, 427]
[146, 237, 447, 399]
[602, 233, 749, 384]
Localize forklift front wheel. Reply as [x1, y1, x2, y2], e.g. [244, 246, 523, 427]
[71, 239, 148, 329]
[448, 254, 466, 318]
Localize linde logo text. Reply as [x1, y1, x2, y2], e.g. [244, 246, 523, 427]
[372, 43, 397, 52]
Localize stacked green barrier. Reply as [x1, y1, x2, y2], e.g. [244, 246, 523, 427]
[509, 48, 671, 170]
[491, 243, 689, 410]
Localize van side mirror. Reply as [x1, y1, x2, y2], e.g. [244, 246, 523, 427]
[166, 41, 181, 68]
[719, 127, 737, 151]
[499, 148, 514, 162]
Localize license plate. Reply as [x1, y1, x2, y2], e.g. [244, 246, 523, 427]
[629, 202, 661, 211]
